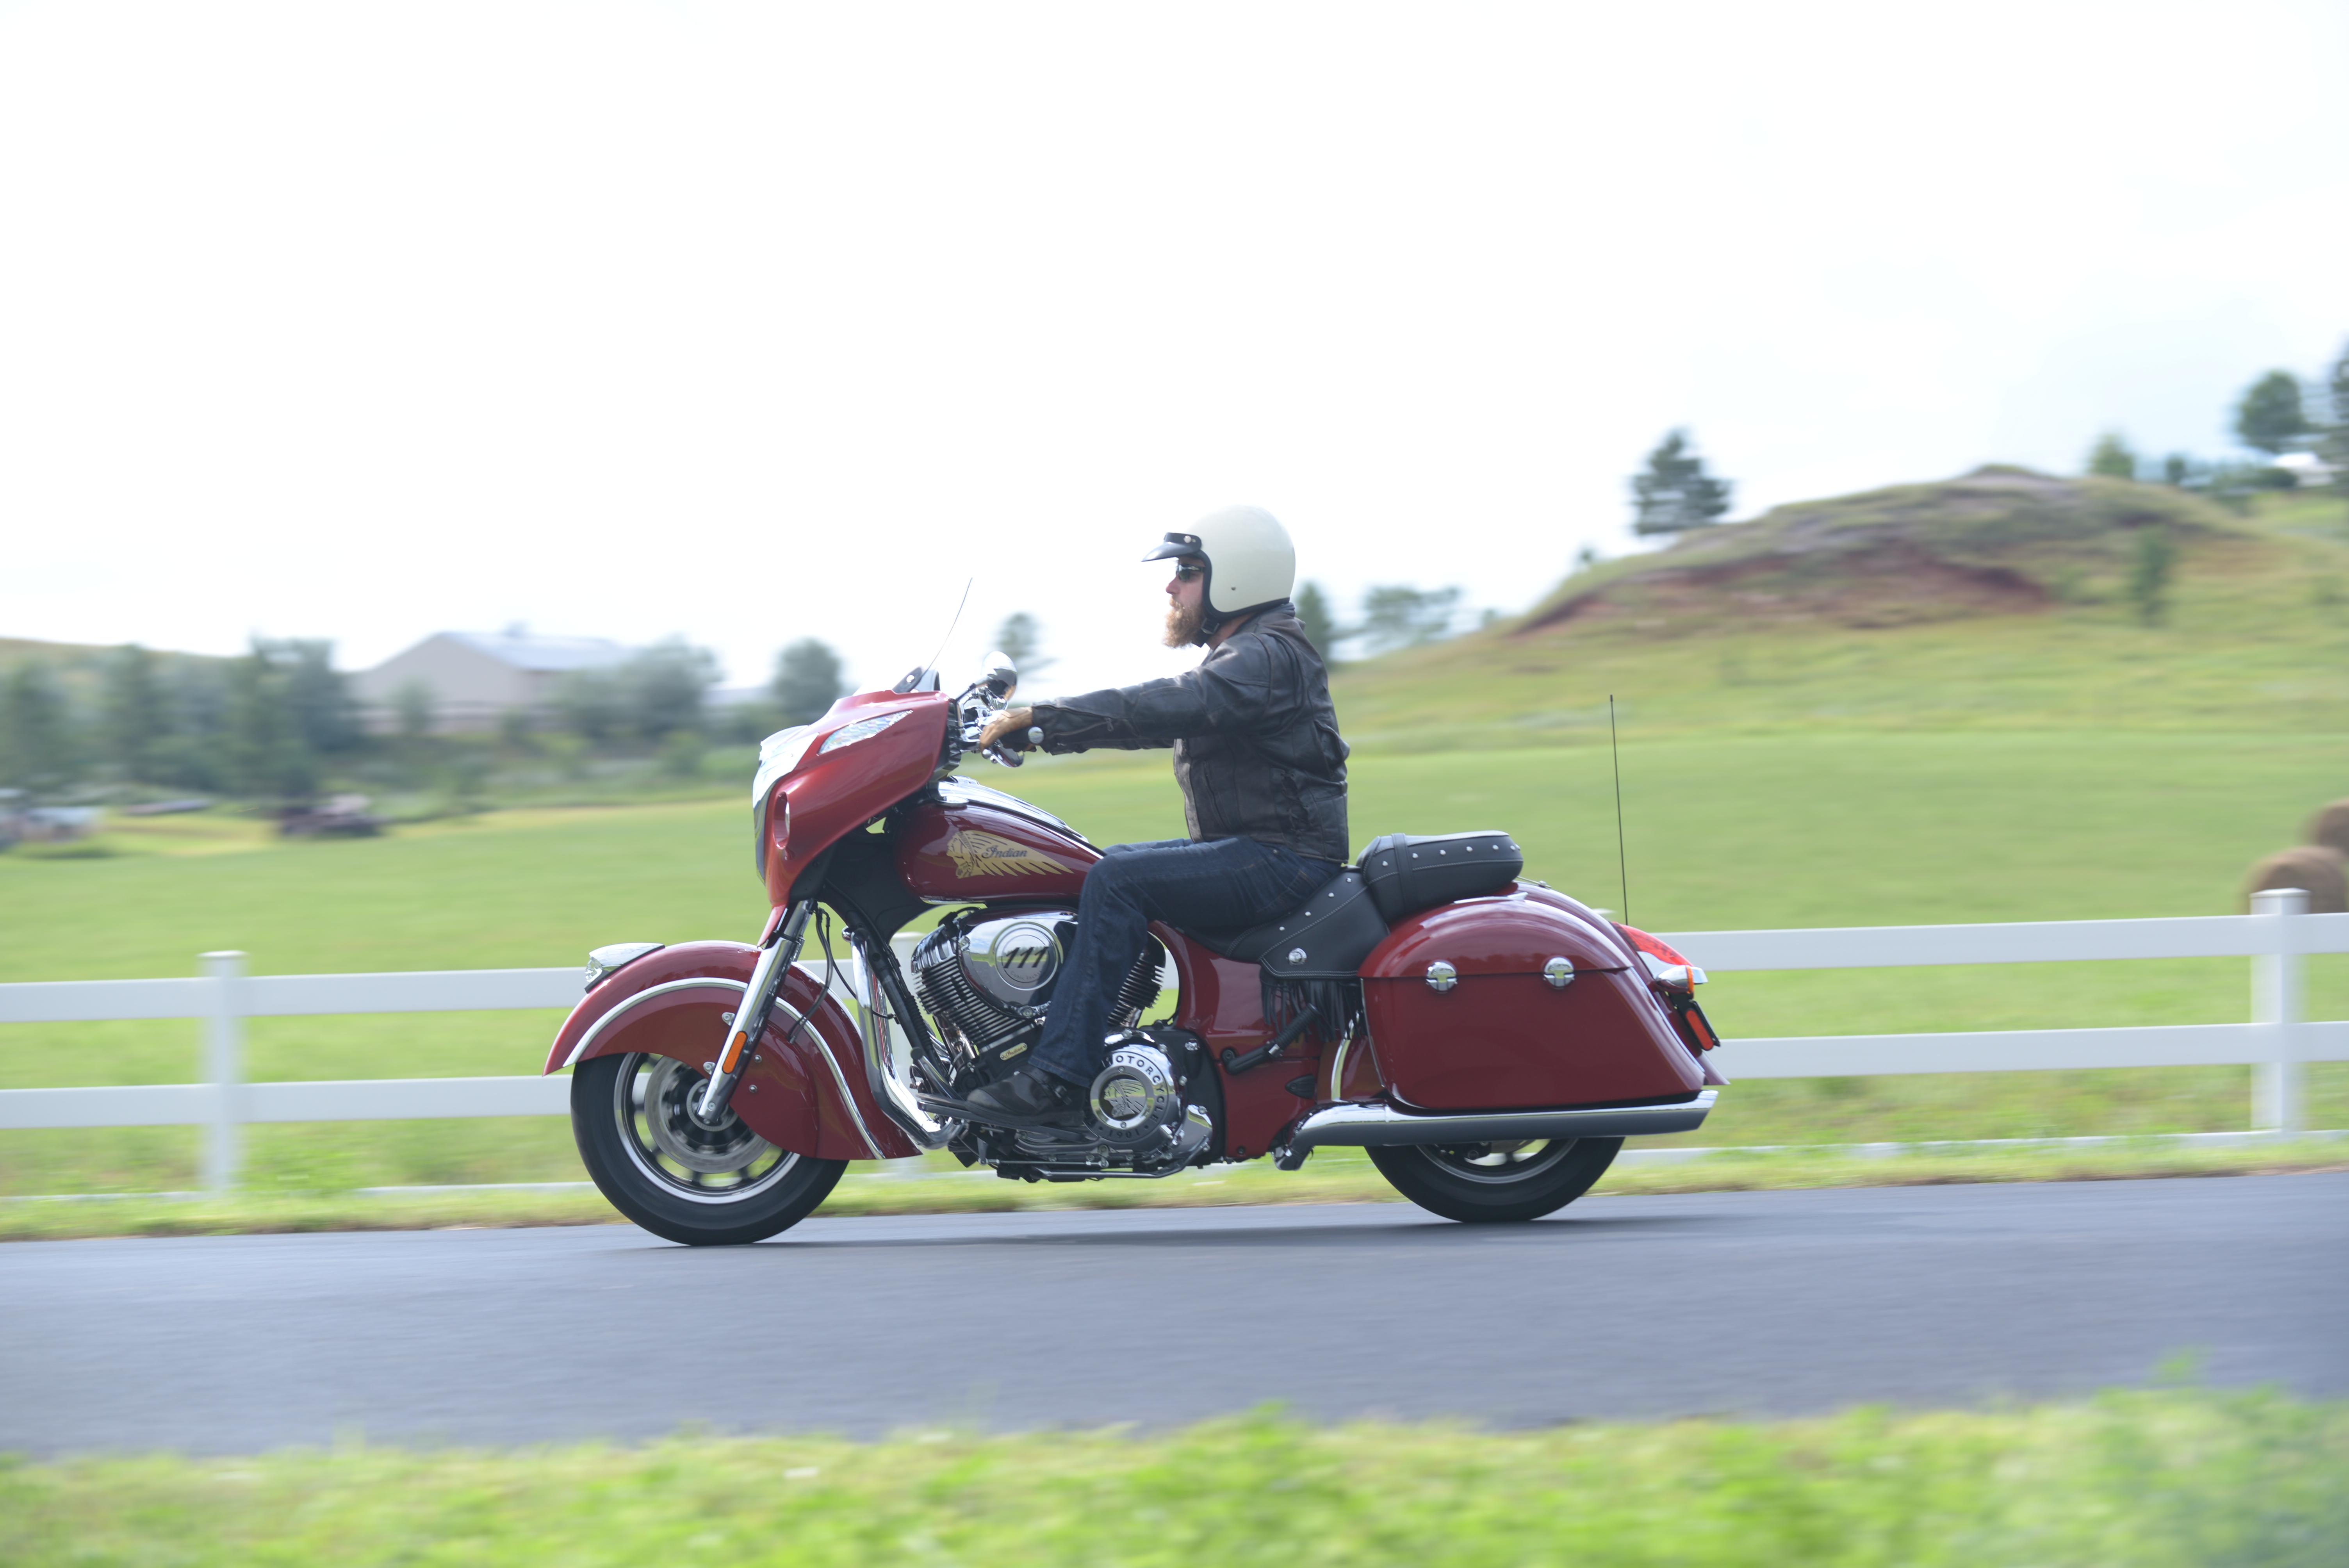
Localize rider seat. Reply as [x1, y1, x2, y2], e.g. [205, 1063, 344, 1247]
[1180, 830, 1523, 982]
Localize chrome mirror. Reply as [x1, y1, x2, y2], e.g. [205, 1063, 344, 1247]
[980, 650, 1018, 700]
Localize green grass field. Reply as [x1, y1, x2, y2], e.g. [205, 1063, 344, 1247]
[1328, 476, 2349, 751]
[4, 1391, 2341, 1566]
[2, 729, 2341, 1196]
[2, 483, 2342, 1197]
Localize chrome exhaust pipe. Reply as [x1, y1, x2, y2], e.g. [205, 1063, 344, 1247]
[1279, 1089, 1715, 1164]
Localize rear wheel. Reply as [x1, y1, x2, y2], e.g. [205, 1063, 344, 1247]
[572, 1052, 845, 1245]
[1368, 1136, 1621, 1223]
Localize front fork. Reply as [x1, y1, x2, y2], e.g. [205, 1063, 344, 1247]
[692, 900, 814, 1128]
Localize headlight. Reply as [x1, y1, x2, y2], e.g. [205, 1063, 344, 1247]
[818, 710, 909, 753]
[751, 725, 818, 877]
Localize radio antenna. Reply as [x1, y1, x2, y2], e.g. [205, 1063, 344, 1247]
[1609, 694, 1629, 925]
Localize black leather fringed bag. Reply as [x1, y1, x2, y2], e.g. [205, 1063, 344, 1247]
[1356, 830, 1524, 923]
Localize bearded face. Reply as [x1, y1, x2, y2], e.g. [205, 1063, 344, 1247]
[1162, 595, 1206, 648]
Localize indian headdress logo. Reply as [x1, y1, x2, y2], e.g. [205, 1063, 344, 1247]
[945, 828, 1068, 879]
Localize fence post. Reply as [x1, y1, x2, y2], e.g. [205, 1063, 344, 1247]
[200, 951, 246, 1194]
[2249, 888, 2306, 1136]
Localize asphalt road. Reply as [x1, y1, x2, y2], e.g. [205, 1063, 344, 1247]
[4, 1175, 2342, 1455]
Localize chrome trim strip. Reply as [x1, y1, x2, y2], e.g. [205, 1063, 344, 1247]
[807, 1012, 888, 1160]
[1283, 1090, 1717, 1155]
[936, 776, 1096, 848]
[1325, 1033, 1353, 1103]
[559, 971, 885, 1156]
[937, 776, 1074, 832]
[857, 948, 950, 1151]
[560, 978, 744, 1070]
[584, 942, 665, 994]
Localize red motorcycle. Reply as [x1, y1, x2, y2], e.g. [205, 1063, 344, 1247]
[546, 654, 1724, 1244]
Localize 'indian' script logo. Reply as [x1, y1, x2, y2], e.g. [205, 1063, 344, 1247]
[945, 829, 1068, 880]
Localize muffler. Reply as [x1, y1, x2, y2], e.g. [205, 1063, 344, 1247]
[1276, 1089, 1715, 1166]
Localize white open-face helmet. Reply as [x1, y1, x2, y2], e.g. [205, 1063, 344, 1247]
[1142, 505, 1297, 627]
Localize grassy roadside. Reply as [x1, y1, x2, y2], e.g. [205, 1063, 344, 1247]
[5, 485, 2343, 1196]
[5, 727, 2346, 1196]
[5, 1139, 2342, 1243]
[5, 1392, 2342, 1565]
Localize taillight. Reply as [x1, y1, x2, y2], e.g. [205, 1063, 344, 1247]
[1618, 925, 1689, 966]
[1617, 924, 1706, 988]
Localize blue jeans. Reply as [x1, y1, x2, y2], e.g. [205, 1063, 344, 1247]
[1031, 837, 1344, 1086]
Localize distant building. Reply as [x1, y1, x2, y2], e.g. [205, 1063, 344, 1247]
[351, 630, 632, 734]
[2275, 451, 2338, 488]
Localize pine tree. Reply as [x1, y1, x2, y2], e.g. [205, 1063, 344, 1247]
[2128, 525, 2177, 625]
[2325, 342, 2349, 494]
[276, 640, 360, 756]
[2234, 371, 2310, 455]
[1631, 429, 1732, 535]
[0, 661, 79, 799]
[221, 645, 317, 802]
[619, 639, 718, 742]
[991, 613, 1055, 678]
[1292, 582, 1339, 659]
[101, 645, 171, 783]
[770, 639, 846, 726]
[2087, 431, 2140, 479]
[1356, 586, 1462, 653]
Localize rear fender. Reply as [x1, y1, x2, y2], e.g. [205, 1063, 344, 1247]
[545, 939, 916, 1161]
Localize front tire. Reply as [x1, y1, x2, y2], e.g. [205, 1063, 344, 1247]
[1368, 1136, 1621, 1223]
[572, 1052, 846, 1245]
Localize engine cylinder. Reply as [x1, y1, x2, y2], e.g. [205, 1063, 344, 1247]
[913, 912, 1166, 1069]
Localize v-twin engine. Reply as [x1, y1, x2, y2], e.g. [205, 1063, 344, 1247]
[914, 912, 1204, 1176]
[910, 909, 1162, 1088]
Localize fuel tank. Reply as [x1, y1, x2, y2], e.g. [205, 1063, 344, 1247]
[1360, 884, 1704, 1111]
[896, 784, 1098, 903]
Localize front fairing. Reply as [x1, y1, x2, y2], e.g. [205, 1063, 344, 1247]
[758, 692, 950, 905]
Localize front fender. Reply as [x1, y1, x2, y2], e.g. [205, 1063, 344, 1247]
[545, 940, 916, 1161]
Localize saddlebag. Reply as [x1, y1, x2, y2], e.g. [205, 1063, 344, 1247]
[1359, 888, 1705, 1111]
[1357, 831, 1523, 923]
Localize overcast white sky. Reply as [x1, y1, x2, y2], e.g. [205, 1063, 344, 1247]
[2, 0, 2342, 698]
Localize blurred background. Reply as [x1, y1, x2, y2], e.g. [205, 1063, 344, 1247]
[0, 0, 2342, 694]
[1, 0, 2344, 1195]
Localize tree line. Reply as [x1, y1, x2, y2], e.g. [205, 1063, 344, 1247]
[0, 585, 1502, 807]
[0, 640, 359, 804]
[2088, 347, 2349, 498]
[0, 634, 812, 807]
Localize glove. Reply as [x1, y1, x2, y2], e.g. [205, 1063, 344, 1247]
[977, 707, 1035, 751]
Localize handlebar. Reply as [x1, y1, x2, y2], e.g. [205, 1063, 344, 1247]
[952, 664, 1027, 770]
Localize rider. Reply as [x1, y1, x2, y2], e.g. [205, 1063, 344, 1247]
[967, 505, 1351, 1117]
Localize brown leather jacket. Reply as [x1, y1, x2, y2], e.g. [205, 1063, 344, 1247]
[1026, 604, 1350, 862]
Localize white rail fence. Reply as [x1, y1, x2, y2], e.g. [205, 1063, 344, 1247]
[0, 890, 2340, 1193]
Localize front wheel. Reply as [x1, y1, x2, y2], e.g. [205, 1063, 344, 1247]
[1368, 1136, 1621, 1223]
[572, 1052, 846, 1245]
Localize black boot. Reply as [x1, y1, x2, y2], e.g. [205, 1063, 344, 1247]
[965, 1064, 1081, 1122]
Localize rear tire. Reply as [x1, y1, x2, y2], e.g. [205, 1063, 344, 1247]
[572, 1053, 846, 1245]
[1368, 1136, 1621, 1223]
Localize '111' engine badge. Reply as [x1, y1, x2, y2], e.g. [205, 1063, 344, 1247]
[962, 917, 1065, 1005]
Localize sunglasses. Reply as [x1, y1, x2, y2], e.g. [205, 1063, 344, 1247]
[1170, 562, 1205, 582]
